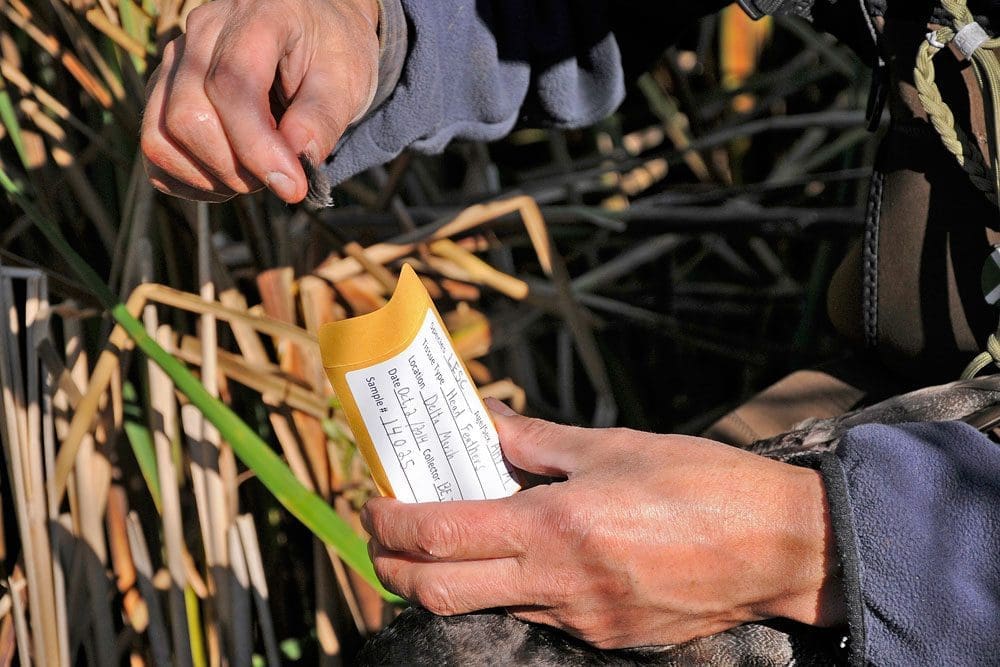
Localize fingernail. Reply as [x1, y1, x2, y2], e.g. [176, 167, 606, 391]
[265, 171, 295, 200]
[359, 504, 372, 533]
[484, 397, 517, 417]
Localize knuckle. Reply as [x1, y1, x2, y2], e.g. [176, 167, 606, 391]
[576, 521, 609, 559]
[183, 3, 217, 30]
[592, 572, 631, 607]
[414, 513, 459, 559]
[204, 21, 274, 93]
[204, 58, 241, 98]
[162, 105, 197, 143]
[414, 578, 460, 617]
[166, 103, 218, 138]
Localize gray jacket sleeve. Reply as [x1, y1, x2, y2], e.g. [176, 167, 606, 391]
[322, 0, 625, 185]
[816, 421, 1000, 665]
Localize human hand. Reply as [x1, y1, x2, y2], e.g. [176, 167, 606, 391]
[362, 400, 845, 649]
[141, 0, 379, 203]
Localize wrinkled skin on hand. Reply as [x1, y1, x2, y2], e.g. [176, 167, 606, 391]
[362, 399, 846, 650]
[141, 0, 378, 203]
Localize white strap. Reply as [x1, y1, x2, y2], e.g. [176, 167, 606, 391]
[954, 23, 991, 60]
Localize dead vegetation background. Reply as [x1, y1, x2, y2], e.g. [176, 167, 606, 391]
[0, 1, 875, 664]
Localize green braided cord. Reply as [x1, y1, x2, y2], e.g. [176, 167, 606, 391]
[962, 334, 1000, 379]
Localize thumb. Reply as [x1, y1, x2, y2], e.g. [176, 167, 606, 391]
[485, 399, 590, 477]
[277, 39, 378, 165]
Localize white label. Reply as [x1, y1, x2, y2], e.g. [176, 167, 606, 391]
[346, 309, 520, 503]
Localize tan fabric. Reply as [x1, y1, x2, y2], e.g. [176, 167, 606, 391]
[703, 370, 866, 447]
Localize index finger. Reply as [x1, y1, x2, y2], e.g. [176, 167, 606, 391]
[361, 496, 533, 561]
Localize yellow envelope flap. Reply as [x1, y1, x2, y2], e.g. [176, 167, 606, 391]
[319, 263, 431, 370]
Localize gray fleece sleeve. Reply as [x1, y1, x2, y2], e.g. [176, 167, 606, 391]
[816, 421, 1000, 666]
[321, 0, 625, 186]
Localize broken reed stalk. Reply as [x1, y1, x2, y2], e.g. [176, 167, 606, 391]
[64, 313, 117, 666]
[428, 239, 529, 300]
[25, 272, 70, 666]
[141, 250, 194, 667]
[479, 379, 528, 414]
[0, 269, 61, 666]
[192, 200, 233, 666]
[174, 334, 330, 423]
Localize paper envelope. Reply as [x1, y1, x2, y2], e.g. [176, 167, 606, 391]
[320, 264, 521, 503]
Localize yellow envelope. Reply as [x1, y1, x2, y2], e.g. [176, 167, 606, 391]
[320, 264, 520, 503]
